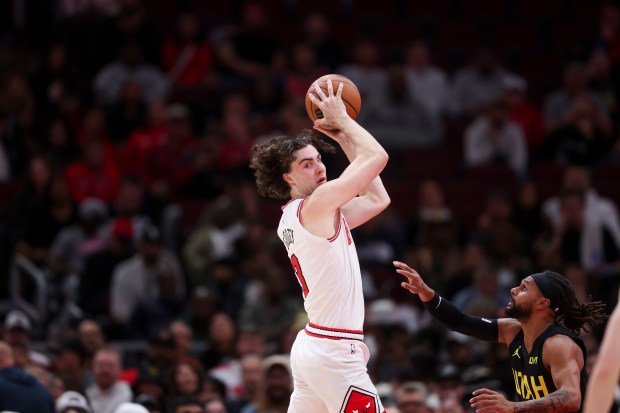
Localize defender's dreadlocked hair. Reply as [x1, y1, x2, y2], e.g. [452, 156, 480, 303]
[544, 271, 607, 335]
[250, 130, 335, 200]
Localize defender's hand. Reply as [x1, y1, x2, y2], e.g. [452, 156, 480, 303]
[469, 388, 514, 413]
[393, 261, 434, 301]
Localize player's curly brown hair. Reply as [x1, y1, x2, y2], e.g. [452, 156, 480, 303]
[250, 130, 335, 199]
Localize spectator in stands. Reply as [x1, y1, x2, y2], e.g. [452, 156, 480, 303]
[502, 75, 545, 151]
[394, 381, 431, 413]
[120, 99, 169, 180]
[163, 13, 213, 89]
[65, 139, 122, 203]
[93, 0, 162, 70]
[217, 114, 256, 172]
[587, 48, 618, 118]
[183, 195, 247, 286]
[182, 287, 217, 342]
[240, 355, 291, 413]
[129, 269, 186, 339]
[87, 347, 133, 413]
[106, 79, 147, 144]
[15, 173, 76, 267]
[284, 43, 327, 103]
[338, 40, 386, 98]
[2, 309, 51, 368]
[404, 40, 451, 118]
[543, 61, 612, 136]
[169, 320, 200, 369]
[110, 225, 185, 325]
[168, 396, 204, 413]
[50, 338, 90, 394]
[539, 189, 620, 275]
[203, 313, 242, 400]
[215, 2, 283, 86]
[132, 366, 167, 408]
[543, 165, 620, 251]
[358, 63, 443, 148]
[451, 49, 511, 117]
[56, 390, 92, 413]
[593, 4, 620, 66]
[452, 265, 510, 318]
[166, 362, 203, 402]
[94, 42, 169, 106]
[30, 43, 82, 115]
[429, 364, 466, 413]
[48, 197, 108, 277]
[540, 95, 612, 165]
[302, 13, 343, 71]
[143, 104, 200, 201]
[236, 355, 262, 410]
[110, 177, 151, 239]
[78, 320, 106, 363]
[464, 99, 528, 177]
[12, 155, 52, 242]
[45, 118, 79, 170]
[79, 217, 135, 319]
[238, 267, 302, 350]
[511, 181, 547, 260]
[475, 190, 521, 276]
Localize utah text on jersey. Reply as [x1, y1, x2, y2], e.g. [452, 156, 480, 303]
[512, 368, 550, 400]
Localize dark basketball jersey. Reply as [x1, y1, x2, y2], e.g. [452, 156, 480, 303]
[508, 324, 587, 411]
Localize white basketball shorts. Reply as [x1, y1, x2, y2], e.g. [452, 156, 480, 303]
[288, 325, 385, 413]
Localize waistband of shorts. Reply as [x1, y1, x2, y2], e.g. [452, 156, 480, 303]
[304, 322, 364, 341]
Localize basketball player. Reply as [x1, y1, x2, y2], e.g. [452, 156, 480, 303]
[583, 289, 620, 413]
[250, 80, 390, 413]
[394, 261, 607, 412]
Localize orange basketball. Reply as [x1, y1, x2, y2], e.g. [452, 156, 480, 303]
[305, 74, 362, 123]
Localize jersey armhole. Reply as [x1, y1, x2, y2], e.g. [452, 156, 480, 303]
[297, 199, 342, 242]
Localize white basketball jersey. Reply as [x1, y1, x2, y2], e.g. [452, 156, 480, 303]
[278, 198, 365, 332]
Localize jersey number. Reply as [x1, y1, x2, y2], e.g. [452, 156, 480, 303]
[290, 254, 309, 298]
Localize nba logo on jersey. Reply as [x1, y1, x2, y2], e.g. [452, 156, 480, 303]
[340, 386, 380, 413]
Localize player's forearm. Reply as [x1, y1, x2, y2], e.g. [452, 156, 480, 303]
[338, 119, 388, 166]
[513, 389, 580, 412]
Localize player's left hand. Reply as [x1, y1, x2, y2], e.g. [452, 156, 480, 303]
[469, 388, 514, 413]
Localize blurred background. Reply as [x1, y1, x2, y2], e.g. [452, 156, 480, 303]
[0, 0, 619, 412]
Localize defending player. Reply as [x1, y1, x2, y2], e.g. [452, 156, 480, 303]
[394, 261, 607, 412]
[250, 80, 390, 413]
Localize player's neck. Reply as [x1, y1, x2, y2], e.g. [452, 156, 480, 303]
[521, 317, 555, 351]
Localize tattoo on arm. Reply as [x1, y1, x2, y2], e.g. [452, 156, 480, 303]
[514, 389, 571, 412]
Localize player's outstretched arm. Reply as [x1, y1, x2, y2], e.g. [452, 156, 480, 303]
[583, 290, 620, 413]
[394, 261, 522, 343]
[305, 81, 388, 219]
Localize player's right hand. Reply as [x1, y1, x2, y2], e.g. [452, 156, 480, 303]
[393, 261, 432, 298]
[308, 79, 350, 130]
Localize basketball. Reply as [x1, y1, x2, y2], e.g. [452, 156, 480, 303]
[305, 74, 362, 123]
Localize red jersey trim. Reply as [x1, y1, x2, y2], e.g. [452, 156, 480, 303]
[327, 211, 342, 242]
[304, 329, 364, 342]
[308, 322, 363, 335]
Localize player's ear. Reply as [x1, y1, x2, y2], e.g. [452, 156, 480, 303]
[537, 297, 551, 310]
[283, 173, 294, 185]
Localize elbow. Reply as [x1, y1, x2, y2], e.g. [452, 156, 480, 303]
[374, 150, 389, 173]
[568, 392, 582, 412]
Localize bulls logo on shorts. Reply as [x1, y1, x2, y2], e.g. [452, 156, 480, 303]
[340, 386, 380, 413]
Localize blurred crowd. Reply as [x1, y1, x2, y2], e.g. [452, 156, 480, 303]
[0, 0, 620, 412]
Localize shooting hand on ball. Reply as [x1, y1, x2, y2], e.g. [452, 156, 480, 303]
[307, 79, 351, 132]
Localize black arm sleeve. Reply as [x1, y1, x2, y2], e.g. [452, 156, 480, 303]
[423, 293, 499, 342]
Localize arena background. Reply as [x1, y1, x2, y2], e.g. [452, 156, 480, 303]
[0, 0, 619, 412]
